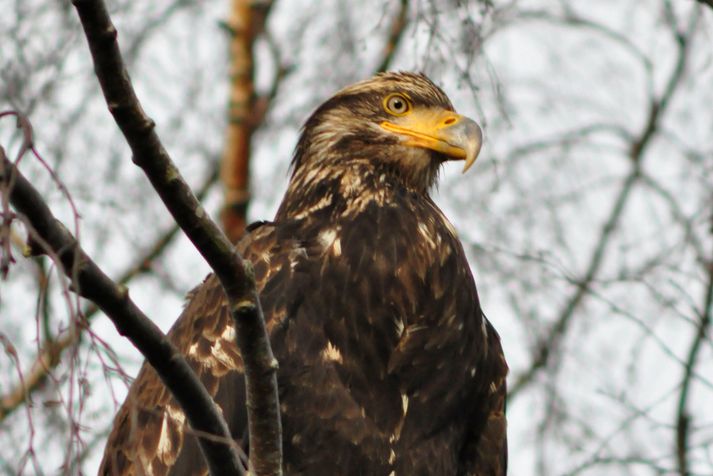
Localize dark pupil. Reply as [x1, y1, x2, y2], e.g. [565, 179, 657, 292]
[392, 98, 403, 111]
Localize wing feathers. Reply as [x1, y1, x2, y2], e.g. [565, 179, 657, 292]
[99, 225, 289, 475]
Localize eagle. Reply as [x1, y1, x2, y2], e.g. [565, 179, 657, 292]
[99, 72, 508, 476]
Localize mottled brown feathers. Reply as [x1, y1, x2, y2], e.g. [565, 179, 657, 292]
[99, 72, 507, 476]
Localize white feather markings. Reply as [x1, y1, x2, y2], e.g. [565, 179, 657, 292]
[156, 405, 186, 461]
[157, 415, 173, 459]
[394, 317, 405, 338]
[318, 228, 342, 256]
[417, 222, 438, 250]
[221, 324, 236, 341]
[321, 340, 343, 363]
[291, 192, 334, 219]
[388, 393, 410, 451]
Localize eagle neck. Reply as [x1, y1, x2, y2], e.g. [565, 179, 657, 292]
[275, 161, 428, 224]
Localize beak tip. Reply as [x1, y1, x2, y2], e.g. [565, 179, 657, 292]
[461, 121, 483, 174]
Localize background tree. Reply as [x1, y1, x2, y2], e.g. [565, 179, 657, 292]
[1, 0, 712, 474]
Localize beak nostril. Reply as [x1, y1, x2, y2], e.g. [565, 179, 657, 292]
[443, 117, 457, 125]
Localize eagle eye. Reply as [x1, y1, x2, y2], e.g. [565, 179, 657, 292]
[383, 93, 411, 116]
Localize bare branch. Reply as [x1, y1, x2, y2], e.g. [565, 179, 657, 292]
[508, 6, 697, 401]
[220, 0, 275, 243]
[675, 210, 713, 476]
[640, 173, 707, 266]
[0, 164, 219, 423]
[375, 0, 410, 73]
[508, 163, 641, 399]
[70, 0, 281, 473]
[0, 333, 40, 471]
[0, 148, 245, 475]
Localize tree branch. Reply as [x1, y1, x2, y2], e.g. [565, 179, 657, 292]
[0, 148, 245, 476]
[70, 0, 281, 473]
[675, 211, 713, 476]
[0, 164, 220, 423]
[375, 0, 409, 73]
[220, 0, 275, 243]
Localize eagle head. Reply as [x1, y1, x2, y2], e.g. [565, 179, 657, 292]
[289, 72, 483, 194]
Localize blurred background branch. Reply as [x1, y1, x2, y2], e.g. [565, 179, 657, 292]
[675, 209, 713, 476]
[508, 3, 699, 402]
[220, 0, 275, 243]
[376, 0, 410, 73]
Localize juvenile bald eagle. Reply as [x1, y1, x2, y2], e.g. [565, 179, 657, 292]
[100, 72, 508, 475]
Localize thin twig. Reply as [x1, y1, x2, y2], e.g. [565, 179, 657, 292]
[508, 164, 641, 399]
[0, 164, 219, 423]
[70, 0, 281, 473]
[1, 150, 246, 476]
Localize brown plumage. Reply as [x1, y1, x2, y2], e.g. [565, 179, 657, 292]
[99, 72, 508, 475]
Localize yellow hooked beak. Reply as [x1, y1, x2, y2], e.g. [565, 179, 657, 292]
[380, 108, 483, 173]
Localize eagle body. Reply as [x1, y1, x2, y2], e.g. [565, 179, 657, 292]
[100, 72, 507, 476]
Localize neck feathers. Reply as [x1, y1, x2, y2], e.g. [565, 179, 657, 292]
[275, 160, 430, 223]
